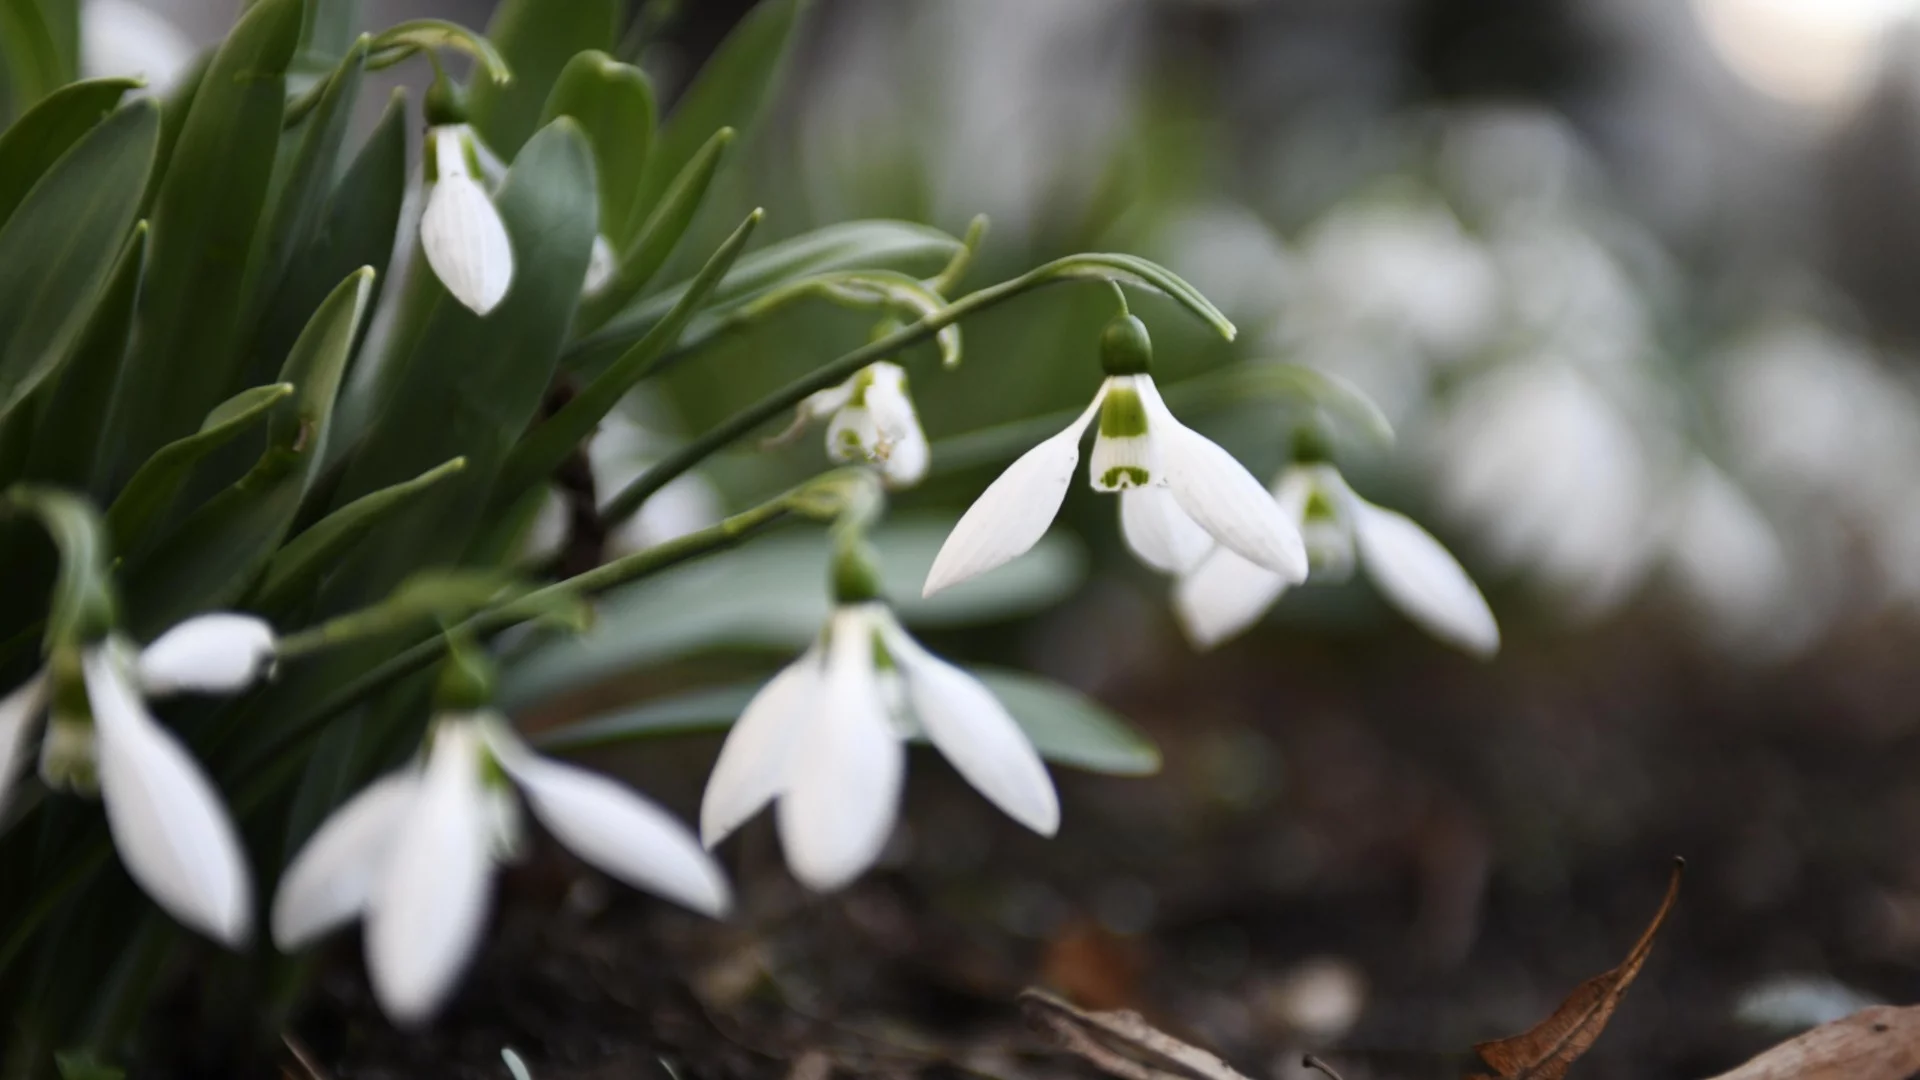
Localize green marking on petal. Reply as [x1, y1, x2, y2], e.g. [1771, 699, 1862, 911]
[1099, 384, 1149, 438]
[1100, 466, 1151, 488]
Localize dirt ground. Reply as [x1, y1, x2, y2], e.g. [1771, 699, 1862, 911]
[244, 597, 1920, 1080]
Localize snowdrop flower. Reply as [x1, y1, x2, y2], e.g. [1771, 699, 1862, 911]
[1175, 463, 1498, 656]
[701, 592, 1058, 892]
[272, 699, 729, 1025]
[82, 0, 196, 95]
[421, 122, 514, 316]
[779, 362, 929, 489]
[925, 315, 1307, 595]
[0, 613, 276, 946]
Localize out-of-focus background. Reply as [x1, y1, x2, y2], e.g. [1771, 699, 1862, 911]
[96, 0, 1920, 1076]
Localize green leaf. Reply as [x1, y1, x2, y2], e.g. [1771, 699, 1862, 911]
[534, 666, 1157, 776]
[246, 36, 368, 341]
[24, 222, 148, 496]
[0, 76, 138, 230]
[5, 484, 113, 646]
[104, 382, 293, 558]
[121, 268, 373, 632]
[467, 0, 617, 159]
[499, 517, 1086, 708]
[363, 19, 510, 84]
[324, 120, 596, 606]
[576, 125, 732, 332]
[494, 209, 761, 509]
[539, 49, 655, 247]
[567, 219, 963, 374]
[107, 0, 302, 483]
[53, 1051, 124, 1080]
[632, 0, 800, 218]
[255, 87, 407, 435]
[299, 0, 362, 63]
[0, 99, 157, 425]
[0, 0, 79, 116]
[251, 456, 467, 615]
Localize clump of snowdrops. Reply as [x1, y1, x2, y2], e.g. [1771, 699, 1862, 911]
[0, 0, 1497, 1070]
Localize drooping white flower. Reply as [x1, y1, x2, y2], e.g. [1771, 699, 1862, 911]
[421, 124, 514, 316]
[924, 356, 1308, 595]
[0, 613, 276, 946]
[781, 362, 930, 489]
[272, 711, 729, 1026]
[700, 601, 1058, 892]
[1175, 463, 1498, 656]
[81, 0, 196, 95]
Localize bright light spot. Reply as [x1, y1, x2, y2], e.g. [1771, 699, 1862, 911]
[1691, 0, 1919, 111]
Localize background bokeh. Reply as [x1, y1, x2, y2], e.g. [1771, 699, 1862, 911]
[87, 0, 1920, 1075]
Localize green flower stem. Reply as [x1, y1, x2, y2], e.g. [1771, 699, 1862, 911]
[599, 252, 1236, 528]
[247, 490, 806, 772]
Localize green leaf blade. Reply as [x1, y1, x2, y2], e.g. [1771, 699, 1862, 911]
[467, 0, 618, 159]
[0, 76, 138, 229]
[539, 49, 656, 248]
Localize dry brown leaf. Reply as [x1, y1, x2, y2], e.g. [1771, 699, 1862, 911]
[1468, 858, 1684, 1080]
[1705, 1005, 1920, 1080]
[1020, 988, 1256, 1080]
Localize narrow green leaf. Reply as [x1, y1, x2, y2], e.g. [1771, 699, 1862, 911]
[539, 49, 655, 247]
[121, 268, 373, 632]
[632, 0, 800, 217]
[108, 0, 302, 482]
[24, 222, 148, 496]
[251, 456, 467, 614]
[576, 125, 732, 331]
[104, 382, 293, 557]
[323, 120, 595, 605]
[0, 0, 79, 115]
[534, 667, 1157, 776]
[247, 37, 368, 336]
[0, 76, 137, 230]
[0, 99, 156, 425]
[255, 87, 407, 433]
[495, 209, 761, 508]
[299, 0, 362, 62]
[138, 53, 205, 216]
[467, 0, 617, 159]
[363, 19, 510, 84]
[4, 484, 113, 647]
[567, 219, 963, 374]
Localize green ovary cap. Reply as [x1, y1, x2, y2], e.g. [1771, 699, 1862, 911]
[433, 639, 496, 711]
[1100, 314, 1153, 376]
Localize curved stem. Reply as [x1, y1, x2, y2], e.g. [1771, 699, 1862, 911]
[601, 251, 1233, 527]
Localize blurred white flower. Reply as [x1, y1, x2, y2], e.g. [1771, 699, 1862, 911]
[589, 406, 724, 556]
[1292, 193, 1502, 364]
[700, 601, 1057, 891]
[1659, 457, 1797, 647]
[421, 124, 514, 316]
[273, 712, 728, 1025]
[926, 373, 1307, 595]
[0, 614, 275, 947]
[81, 0, 195, 95]
[780, 361, 930, 489]
[1427, 362, 1658, 616]
[1174, 463, 1498, 655]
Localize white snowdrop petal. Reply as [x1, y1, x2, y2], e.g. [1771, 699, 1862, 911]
[700, 651, 819, 847]
[421, 174, 514, 316]
[270, 772, 417, 951]
[1149, 382, 1307, 582]
[492, 732, 731, 918]
[1173, 545, 1292, 650]
[137, 613, 276, 697]
[366, 721, 493, 1025]
[882, 422, 931, 488]
[0, 674, 45, 820]
[1119, 487, 1216, 574]
[84, 651, 253, 947]
[923, 391, 1104, 596]
[824, 403, 881, 464]
[884, 621, 1058, 836]
[777, 612, 903, 891]
[1353, 499, 1500, 656]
